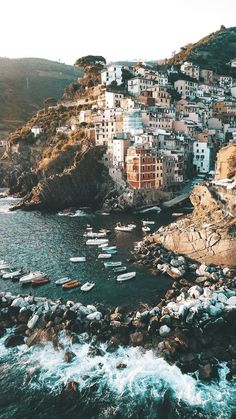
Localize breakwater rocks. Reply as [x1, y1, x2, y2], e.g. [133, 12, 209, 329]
[1, 245, 236, 383]
[152, 184, 236, 267]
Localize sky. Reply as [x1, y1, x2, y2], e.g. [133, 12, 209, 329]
[0, 0, 235, 65]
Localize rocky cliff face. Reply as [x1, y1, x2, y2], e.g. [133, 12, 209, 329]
[151, 184, 236, 267]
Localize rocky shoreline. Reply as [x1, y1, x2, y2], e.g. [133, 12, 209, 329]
[1, 241, 236, 384]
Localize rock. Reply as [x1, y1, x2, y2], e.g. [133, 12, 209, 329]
[11, 297, 26, 308]
[86, 311, 102, 321]
[130, 332, 144, 346]
[198, 363, 218, 381]
[116, 362, 127, 369]
[26, 328, 59, 348]
[64, 350, 76, 363]
[188, 285, 203, 299]
[110, 312, 122, 322]
[27, 314, 39, 329]
[226, 296, 236, 306]
[18, 308, 33, 323]
[65, 380, 78, 392]
[217, 293, 228, 304]
[208, 305, 222, 317]
[165, 289, 175, 300]
[159, 325, 171, 337]
[63, 310, 77, 321]
[160, 315, 172, 327]
[4, 334, 25, 348]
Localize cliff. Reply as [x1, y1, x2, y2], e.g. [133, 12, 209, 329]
[151, 184, 236, 267]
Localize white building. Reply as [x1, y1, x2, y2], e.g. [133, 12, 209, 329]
[219, 76, 233, 89]
[193, 140, 211, 173]
[128, 77, 156, 96]
[31, 126, 43, 137]
[174, 80, 198, 98]
[101, 65, 123, 86]
[112, 134, 131, 167]
[104, 91, 124, 108]
[180, 62, 200, 80]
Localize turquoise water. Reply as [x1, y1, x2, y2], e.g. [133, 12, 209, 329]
[0, 197, 173, 307]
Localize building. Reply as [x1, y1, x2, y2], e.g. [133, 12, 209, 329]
[219, 76, 233, 89]
[126, 145, 163, 189]
[180, 62, 200, 80]
[149, 85, 171, 107]
[112, 133, 131, 168]
[200, 69, 214, 84]
[123, 110, 143, 134]
[101, 65, 123, 86]
[215, 143, 236, 180]
[31, 126, 43, 137]
[104, 91, 124, 108]
[128, 77, 156, 96]
[193, 139, 211, 173]
[174, 80, 198, 98]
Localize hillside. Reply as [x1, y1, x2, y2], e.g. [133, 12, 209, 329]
[169, 26, 236, 75]
[0, 57, 82, 137]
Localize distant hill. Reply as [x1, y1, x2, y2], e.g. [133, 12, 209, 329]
[168, 26, 236, 76]
[0, 57, 82, 137]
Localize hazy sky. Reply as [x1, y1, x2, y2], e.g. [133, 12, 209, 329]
[1, 0, 235, 65]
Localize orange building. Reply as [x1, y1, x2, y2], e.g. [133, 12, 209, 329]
[126, 145, 163, 189]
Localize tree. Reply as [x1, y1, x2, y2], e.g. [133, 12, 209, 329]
[74, 55, 106, 69]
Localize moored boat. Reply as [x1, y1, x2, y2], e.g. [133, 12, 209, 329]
[113, 266, 127, 273]
[70, 257, 86, 263]
[142, 220, 155, 225]
[97, 253, 112, 259]
[81, 281, 95, 292]
[116, 271, 136, 282]
[32, 278, 50, 286]
[19, 271, 47, 285]
[98, 243, 108, 248]
[55, 277, 72, 286]
[86, 239, 108, 245]
[142, 226, 151, 233]
[62, 280, 81, 290]
[104, 261, 122, 268]
[2, 269, 25, 280]
[115, 224, 134, 232]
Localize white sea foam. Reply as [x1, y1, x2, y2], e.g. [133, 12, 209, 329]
[0, 334, 236, 417]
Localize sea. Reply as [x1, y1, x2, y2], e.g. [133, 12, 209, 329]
[0, 195, 236, 419]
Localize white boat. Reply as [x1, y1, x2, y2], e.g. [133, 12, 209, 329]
[97, 253, 112, 259]
[104, 246, 117, 251]
[113, 266, 127, 273]
[172, 213, 184, 217]
[55, 277, 73, 285]
[98, 243, 108, 248]
[83, 232, 107, 238]
[128, 224, 136, 229]
[20, 271, 47, 285]
[81, 282, 95, 292]
[104, 261, 122, 268]
[2, 269, 23, 280]
[86, 239, 108, 245]
[0, 263, 10, 270]
[139, 206, 161, 214]
[142, 220, 155, 225]
[142, 226, 151, 233]
[70, 257, 86, 263]
[117, 272, 136, 282]
[115, 225, 133, 232]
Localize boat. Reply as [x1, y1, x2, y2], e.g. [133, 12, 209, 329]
[139, 206, 161, 214]
[116, 272, 136, 282]
[81, 282, 95, 292]
[98, 243, 108, 248]
[99, 229, 111, 235]
[142, 220, 155, 225]
[0, 263, 10, 270]
[115, 224, 134, 232]
[104, 246, 117, 251]
[83, 232, 107, 238]
[113, 266, 127, 273]
[55, 277, 73, 286]
[172, 212, 184, 217]
[86, 239, 108, 246]
[19, 271, 47, 285]
[104, 249, 117, 254]
[70, 257, 86, 263]
[97, 253, 112, 259]
[142, 226, 151, 233]
[32, 278, 50, 286]
[2, 269, 24, 280]
[62, 280, 81, 290]
[128, 224, 136, 229]
[104, 261, 122, 268]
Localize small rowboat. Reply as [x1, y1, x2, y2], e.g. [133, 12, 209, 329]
[70, 257, 86, 263]
[97, 253, 112, 259]
[142, 226, 151, 233]
[81, 282, 95, 292]
[142, 220, 155, 225]
[104, 261, 122, 268]
[62, 280, 81, 289]
[115, 225, 133, 232]
[113, 266, 127, 273]
[32, 278, 50, 286]
[117, 272, 136, 282]
[86, 239, 108, 245]
[55, 277, 72, 286]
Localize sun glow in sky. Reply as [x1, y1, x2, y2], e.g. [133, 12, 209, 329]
[1, 0, 236, 65]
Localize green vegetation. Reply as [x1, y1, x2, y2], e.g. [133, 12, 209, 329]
[169, 26, 236, 76]
[0, 57, 82, 136]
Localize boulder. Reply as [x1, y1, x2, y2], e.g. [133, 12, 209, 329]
[198, 363, 218, 381]
[130, 332, 144, 346]
[64, 350, 76, 363]
[159, 325, 171, 337]
[226, 296, 236, 306]
[27, 314, 39, 329]
[116, 362, 127, 369]
[4, 334, 25, 348]
[18, 309, 33, 323]
[86, 311, 102, 321]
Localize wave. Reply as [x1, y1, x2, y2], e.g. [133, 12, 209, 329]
[0, 332, 236, 418]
